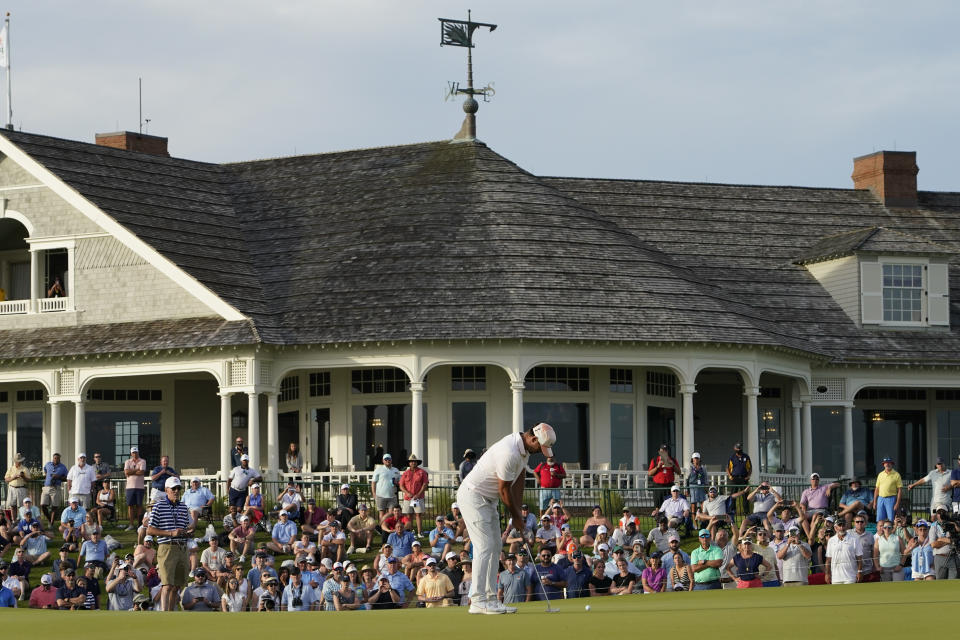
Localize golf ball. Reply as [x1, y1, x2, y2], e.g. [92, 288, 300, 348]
[585, 605, 591, 611]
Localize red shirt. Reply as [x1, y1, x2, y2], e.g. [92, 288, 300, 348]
[648, 455, 681, 485]
[400, 467, 429, 500]
[534, 462, 566, 489]
[30, 585, 59, 609]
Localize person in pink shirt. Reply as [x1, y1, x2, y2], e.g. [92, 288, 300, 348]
[399, 455, 429, 538]
[123, 447, 147, 531]
[799, 473, 840, 539]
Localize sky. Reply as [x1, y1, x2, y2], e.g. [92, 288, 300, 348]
[2, 1, 959, 190]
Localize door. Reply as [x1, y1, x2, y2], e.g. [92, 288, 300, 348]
[279, 411, 299, 471]
[310, 408, 330, 472]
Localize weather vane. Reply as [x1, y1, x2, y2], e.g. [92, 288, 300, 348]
[439, 10, 496, 140]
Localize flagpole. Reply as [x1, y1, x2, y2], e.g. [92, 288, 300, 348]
[4, 13, 11, 130]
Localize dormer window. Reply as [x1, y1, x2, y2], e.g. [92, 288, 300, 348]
[881, 263, 922, 322]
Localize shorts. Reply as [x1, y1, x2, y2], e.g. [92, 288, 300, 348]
[376, 496, 398, 512]
[126, 488, 146, 506]
[157, 542, 190, 586]
[69, 494, 91, 509]
[736, 578, 762, 588]
[228, 488, 248, 510]
[41, 486, 63, 507]
[401, 498, 424, 514]
[5, 486, 27, 508]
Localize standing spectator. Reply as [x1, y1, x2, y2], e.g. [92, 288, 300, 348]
[399, 454, 428, 538]
[227, 454, 261, 512]
[335, 483, 359, 529]
[180, 568, 222, 610]
[930, 507, 958, 580]
[370, 453, 401, 519]
[872, 520, 905, 582]
[106, 561, 138, 610]
[66, 453, 97, 508]
[777, 525, 812, 586]
[459, 449, 477, 482]
[183, 478, 215, 524]
[562, 551, 591, 598]
[92, 480, 116, 529]
[533, 455, 566, 512]
[906, 519, 935, 580]
[17, 496, 41, 521]
[123, 446, 147, 531]
[498, 552, 531, 603]
[285, 442, 302, 474]
[41, 453, 68, 527]
[753, 529, 780, 586]
[907, 458, 952, 515]
[416, 557, 455, 606]
[146, 476, 195, 612]
[825, 519, 862, 584]
[91, 453, 111, 502]
[647, 444, 682, 507]
[532, 547, 566, 600]
[837, 478, 872, 524]
[871, 457, 903, 524]
[715, 527, 739, 589]
[441, 552, 464, 603]
[690, 529, 723, 590]
[268, 510, 298, 555]
[686, 452, 708, 529]
[727, 443, 752, 516]
[641, 552, 667, 593]
[347, 504, 378, 554]
[799, 473, 840, 539]
[579, 505, 614, 546]
[149, 456, 178, 505]
[4, 453, 30, 512]
[728, 538, 770, 588]
[231, 437, 247, 469]
[850, 513, 877, 581]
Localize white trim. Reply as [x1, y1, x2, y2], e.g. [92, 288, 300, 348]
[0, 133, 246, 321]
[0, 184, 45, 192]
[0, 207, 34, 235]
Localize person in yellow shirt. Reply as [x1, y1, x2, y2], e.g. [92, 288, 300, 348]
[416, 557, 455, 607]
[872, 457, 903, 523]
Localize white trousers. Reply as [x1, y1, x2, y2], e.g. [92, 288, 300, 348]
[456, 486, 501, 607]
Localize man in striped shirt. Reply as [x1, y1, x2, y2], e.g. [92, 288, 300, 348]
[147, 476, 194, 611]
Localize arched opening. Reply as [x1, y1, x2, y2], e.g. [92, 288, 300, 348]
[0, 218, 31, 307]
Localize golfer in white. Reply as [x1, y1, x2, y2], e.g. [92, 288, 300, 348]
[457, 422, 557, 614]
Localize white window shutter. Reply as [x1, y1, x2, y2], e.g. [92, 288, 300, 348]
[861, 262, 883, 324]
[927, 263, 950, 326]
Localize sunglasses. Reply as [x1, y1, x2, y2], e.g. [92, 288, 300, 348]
[854, 520, 865, 524]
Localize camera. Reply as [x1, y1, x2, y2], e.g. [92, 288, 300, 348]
[292, 596, 303, 608]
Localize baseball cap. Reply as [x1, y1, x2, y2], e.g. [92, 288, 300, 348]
[596, 543, 609, 551]
[881, 456, 894, 463]
[23, 497, 32, 504]
[69, 496, 80, 503]
[936, 457, 945, 465]
[192, 476, 201, 483]
[358, 504, 367, 510]
[346, 565, 358, 573]
[411, 540, 421, 547]
[916, 519, 930, 527]
[698, 529, 710, 538]
[383, 453, 392, 460]
[622, 507, 631, 512]
[321, 558, 333, 569]
[670, 485, 680, 492]
[708, 486, 718, 493]
[561, 523, 570, 530]
[532, 422, 557, 458]
[451, 502, 459, 509]
[668, 535, 679, 542]
[240, 454, 250, 461]
[41, 574, 53, 585]
[340, 484, 350, 490]
[250, 483, 260, 490]
[445, 552, 458, 560]
[278, 510, 288, 517]
[192, 567, 205, 577]
[521, 504, 529, 510]
[130, 446, 139, 453]
[425, 557, 437, 566]
[145, 535, 154, 542]
[597, 525, 607, 534]
[734, 442, 743, 450]
[77, 452, 86, 458]
[772, 522, 785, 531]
[788, 526, 801, 534]
[239, 515, 250, 522]
[463, 449, 475, 457]
[164, 476, 182, 489]
[333, 561, 344, 569]
[541, 515, 551, 521]
[810, 472, 820, 479]
[692, 452, 701, 459]
[386, 557, 399, 564]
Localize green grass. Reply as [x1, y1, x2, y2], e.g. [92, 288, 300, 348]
[5, 580, 956, 635]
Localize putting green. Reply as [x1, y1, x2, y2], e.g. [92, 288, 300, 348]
[5, 581, 955, 636]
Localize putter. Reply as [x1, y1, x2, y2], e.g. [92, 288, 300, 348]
[524, 542, 560, 612]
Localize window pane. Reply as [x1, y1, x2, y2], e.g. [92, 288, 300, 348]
[610, 404, 633, 470]
[85, 412, 161, 470]
[524, 402, 589, 468]
[16, 411, 44, 469]
[452, 403, 486, 462]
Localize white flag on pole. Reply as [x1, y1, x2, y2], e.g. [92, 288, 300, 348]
[0, 22, 8, 69]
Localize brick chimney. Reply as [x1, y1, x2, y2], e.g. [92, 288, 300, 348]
[851, 150, 918, 208]
[94, 131, 170, 157]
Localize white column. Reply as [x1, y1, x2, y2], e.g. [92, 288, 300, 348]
[29, 248, 38, 312]
[511, 381, 525, 434]
[266, 392, 279, 481]
[801, 399, 813, 476]
[247, 392, 260, 472]
[50, 401, 62, 457]
[220, 393, 232, 483]
[843, 404, 855, 479]
[680, 384, 696, 465]
[74, 400, 85, 458]
[409, 382, 424, 462]
[792, 403, 802, 474]
[744, 386, 760, 476]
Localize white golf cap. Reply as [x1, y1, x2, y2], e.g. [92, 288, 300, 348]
[192, 477, 201, 483]
[77, 452, 86, 458]
[240, 454, 250, 461]
[451, 502, 459, 509]
[130, 446, 139, 453]
[532, 422, 557, 458]
[670, 485, 680, 492]
[597, 543, 609, 551]
[340, 484, 350, 490]
[597, 525, 608, 534]
[23, 497, 32, 504]
[425, 557, 437, 565]
[445, 552, 458, 560]
[692, 452, 701, 458]
[164, 476, 182, 489]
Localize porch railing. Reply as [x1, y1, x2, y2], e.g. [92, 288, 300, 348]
[0, 298, 29, 314]
[39, 296, 70, 312]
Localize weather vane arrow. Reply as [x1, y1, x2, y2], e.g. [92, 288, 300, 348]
[439, 11, 497, 141]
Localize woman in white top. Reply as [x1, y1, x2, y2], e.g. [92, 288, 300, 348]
[873, 519, 905, 581]
[374, 543, 397, 573]
[221, 577, 248, 612]
[285, 443, 303, 474]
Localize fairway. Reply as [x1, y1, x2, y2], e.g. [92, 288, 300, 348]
[5, 581, 955, 636]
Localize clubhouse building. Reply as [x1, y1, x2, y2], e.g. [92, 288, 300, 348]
[1, 127, 959, 484]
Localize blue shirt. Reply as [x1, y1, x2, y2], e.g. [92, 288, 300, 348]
[429, 527, 455, 553]
[60, 505, 87, 527]
[246, 566, 277, 590]
[43, 462, 68, 487]
[79, 539, 108, 563]
[387, 530, 415, 558]
[373, 465, 401, 498]
[563, 565, 592, 598]
[498, 567, 530, 603]
[840, 487, 873, 506]
[0, 586, 16, 608]
[271, 519, 298, 544]
[281, 582, 318, 611]
[150, 466, 178, 491]
[382, 571, 414, 601]
[533, 563, 565, 600]
[183, 486, 215, 510]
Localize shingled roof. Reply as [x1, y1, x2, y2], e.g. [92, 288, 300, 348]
[3, 129, 960, 364]
[796, 227, 954, 265]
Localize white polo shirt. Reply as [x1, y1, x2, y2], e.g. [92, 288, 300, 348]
[458, 433, 528, 500]
[826, 534, 862, 584]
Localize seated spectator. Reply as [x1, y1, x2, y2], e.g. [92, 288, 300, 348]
[416, 557, 455, 607]
[229, 515, 256, 562]
[60, 496, 87, 531]
[374, 543, 398, 574]
[92, 480, 116, 529]
[51, 545, 76, 582]
[387, 519, 416, 559]
[81, 563, 102, 609]
[201, 536, 228, 578]
[246, 552, 278, 591]
[839, 478, 873, 524]
[222, 504, 239, 533]
[335, 483, 359, 530]
[380, 505, 406, 538]
[274, 482, 303, 521]
[321, 520, 347, 561]
[183, 478, 215, 524]
[18, 497, 42, 522]
[532, 547, 565, 600]
[29, 572, 59, 608]
[536, 515, 561, 552]
[106, 561, 138, 610]
[268, 510, 298, 555]
[610, 558, 637, 595]
[429, 516, 456, 558]
[0, 559, 22, 600]
[611, 520, 644, 549]
[499, 552, 532, 603]
[133, 536, 157, 571]
[181, 568, 222, 610]
[8, 547, 32, 594]
[557, 524, 578, 558]
[347, 504, 378, 554]
[445, 502, 469, 542]
[13, 509, 41, 545]
[503, 518, 533, 556]
[221, 576, 248, 612]
[588, 559, 612, 596]
[742, 483, 781, 532]
[81, 511, 101, 542]
[255, 575, 281, 611]
[799, 473, 840, 539]
[293, 532, 317, 563]
[302, 498, 329, 537]
[766, 503, 801, 534]
[367, 575, 401, 609]
[647, 517, 679, 554]
[580, 505, 615, 546]
[402, 539, 429, 580]
[55, 568, 85, 609]
[642, 552, 667, 592]
[78, 528, 108, 571]
[61, 519, 82, 552]
[892, 510, 915, 547]
[282, 567, 319, 611]
[381, 558, 416, 606]
[653, 486, 691, 533]
[618, 507, 639, 532]
[697, 486, 742, 538]
[628, 540, 648, 571]
[20, 521, 53, 565]
[548, 501, 571, 528]
[778, 525, 812, 586]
